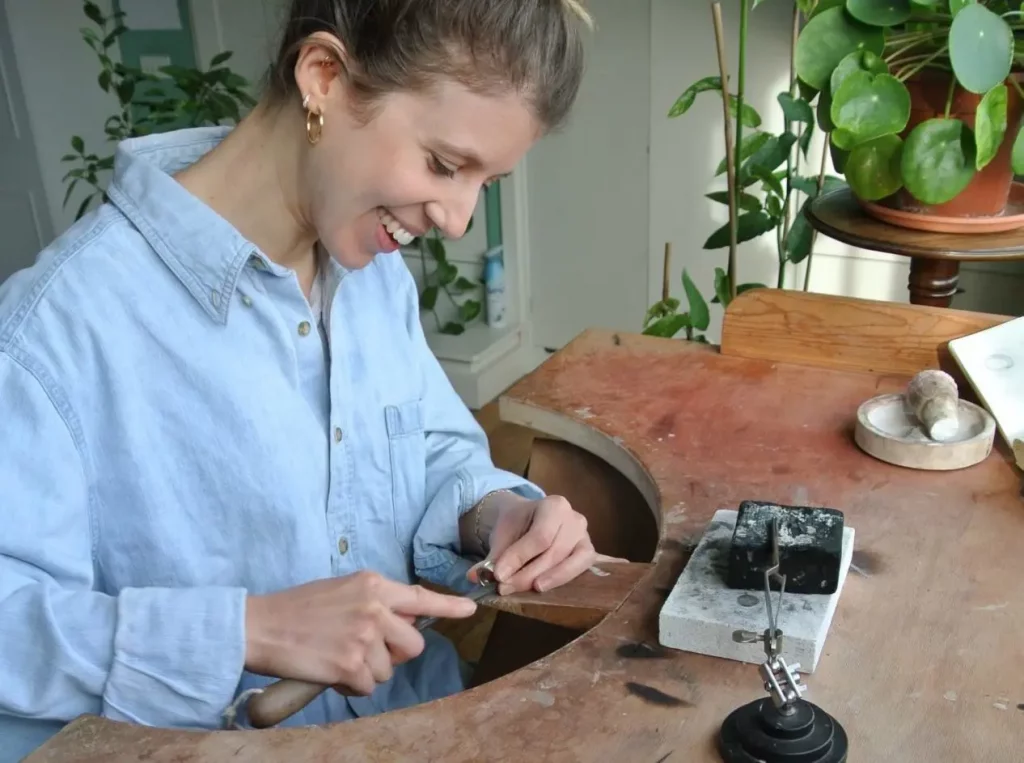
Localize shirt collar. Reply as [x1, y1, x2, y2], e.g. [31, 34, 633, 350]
[105, 126, 261, 324]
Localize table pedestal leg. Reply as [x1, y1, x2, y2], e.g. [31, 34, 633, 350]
[908, 258, 960, 307]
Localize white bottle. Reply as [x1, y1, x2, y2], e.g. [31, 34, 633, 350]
[483, 245, 507, 329]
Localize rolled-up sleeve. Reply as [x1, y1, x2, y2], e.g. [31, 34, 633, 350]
[0, 350, 247, 730]
[400, 284, 544, 594]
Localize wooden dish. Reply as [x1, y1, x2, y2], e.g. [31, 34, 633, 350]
[854, 393, 995, 470]
[858, 181, 1024, 234]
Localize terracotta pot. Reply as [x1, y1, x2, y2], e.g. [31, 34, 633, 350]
[892, 70, 1024, 218]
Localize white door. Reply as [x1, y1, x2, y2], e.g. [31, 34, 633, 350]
[0, 3, 53, 284]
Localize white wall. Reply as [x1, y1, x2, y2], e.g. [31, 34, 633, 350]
[525, 0, 652, 350]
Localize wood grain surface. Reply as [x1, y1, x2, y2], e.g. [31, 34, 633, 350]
[721, 288, 1007, 378]
[806, 186, 1024, 259]
[27, 294, 1024, 763]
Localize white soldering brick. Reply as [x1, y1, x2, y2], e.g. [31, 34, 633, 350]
[658, 509, 854, 673]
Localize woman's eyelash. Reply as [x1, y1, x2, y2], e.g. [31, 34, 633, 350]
[430, 155, 456, 178]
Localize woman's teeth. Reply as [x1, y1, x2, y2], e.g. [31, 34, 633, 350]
[379, 209, 414, 246]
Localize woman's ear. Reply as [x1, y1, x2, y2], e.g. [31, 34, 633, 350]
[292, 31, 347, 112]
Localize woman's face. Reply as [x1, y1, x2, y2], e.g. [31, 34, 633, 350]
[295, 45, 542, 270]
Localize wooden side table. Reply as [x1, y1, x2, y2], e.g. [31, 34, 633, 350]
[805, 187, 1024, 307]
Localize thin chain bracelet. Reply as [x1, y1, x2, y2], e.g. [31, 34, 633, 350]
[474, 488, 514, 551]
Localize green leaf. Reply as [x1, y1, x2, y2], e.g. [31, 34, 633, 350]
[210, 51, 233, 67]
[420, 285, 439, 311]
[716, 132, 771, 175]
[1012, 124, 1024, 175]
[667, 76, 761, 127]
[816, 84, 835, 132]
[948, 4, 1014, 95]
[71, 135, 85, 153]
[453, 276, 478, 293]
[795, 7, 886, 91]
[642, 313, 689, 338]
[437, 261, 458, 286]
[785, 203, 815, 264]
[767, 192, 784, 218]
[62, 178, 79, 209]
[459, 300, 482, 322]
[791, 174, 848, 197]
[739, 132, 799, 184]
[778, 93, 814, 125]
[831, 141, 851, 172]
[427, 237, 446, 261]
[901, 118, 977, 205]
[974, 84, 1008, 170]
[440, 322, 465, 335]
[749, 164, 786, 199]
[706, 190, 763, 213]
[737, 282, 767, 294]
[116, 79, 135, 105]
[669, 76, 721, 117]
[845, 134, 904, 200]
[643, 298, 681, 328]
[830, 49, 889, 96]
[830, 71, 911, 147]
[713, 267, 732, 307]
[846, 0, 912, 26]
[703, 211, 777, 250]
[681, 269, 709, 332]
[729, 96, 763, 129]
[84, 2, 104, 25]
[948, 0, 975, 17]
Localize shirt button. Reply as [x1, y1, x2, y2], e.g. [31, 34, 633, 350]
[298, 320, 311, 336]
[334, 427, 343, 443]
[337, 537, 349, 555]
[241, 294, 253, 307]
[210, 291, 221, 308]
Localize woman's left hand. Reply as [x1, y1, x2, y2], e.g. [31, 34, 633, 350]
[475, 495, 598, 595]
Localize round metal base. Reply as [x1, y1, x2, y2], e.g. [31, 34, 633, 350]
[718, 698, 848, 763]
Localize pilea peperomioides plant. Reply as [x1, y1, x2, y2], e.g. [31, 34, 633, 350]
[797, 0, 1024, 216]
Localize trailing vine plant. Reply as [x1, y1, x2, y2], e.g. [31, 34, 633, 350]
[414, 217, 484, 336]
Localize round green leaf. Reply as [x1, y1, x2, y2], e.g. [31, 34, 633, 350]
[795, 7, 886, 92]
[845, 0, 912, 27]
[830, 71, 911, 146]
[831, 141, 851, 173]
[949, 4, 1013, 95]
[830, 49, 889, 96]
[974, 84, 1008, 170]
[901, 118, 977, 205]
[845, 134, 904, 200]
[817, 84, 835, 131]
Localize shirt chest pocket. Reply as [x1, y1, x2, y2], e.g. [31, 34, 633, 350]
[384, 399, 427, 549]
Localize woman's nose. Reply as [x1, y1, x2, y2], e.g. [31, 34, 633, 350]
[425, 190, 478, 240]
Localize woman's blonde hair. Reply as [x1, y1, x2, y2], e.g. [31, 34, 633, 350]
[269, 0, 592, 130]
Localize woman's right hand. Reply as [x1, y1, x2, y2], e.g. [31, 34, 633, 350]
[243, 571, 478, 696]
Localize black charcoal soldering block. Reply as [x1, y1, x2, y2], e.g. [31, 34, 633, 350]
[725, 500, 845, 595]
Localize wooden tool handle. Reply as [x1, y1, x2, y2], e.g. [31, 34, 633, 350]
[246, 678, 327, 729]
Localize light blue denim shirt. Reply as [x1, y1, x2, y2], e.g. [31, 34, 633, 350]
[0, 126, 543, 761]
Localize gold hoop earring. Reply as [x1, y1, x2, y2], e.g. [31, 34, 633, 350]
[306, 109, 324, 145]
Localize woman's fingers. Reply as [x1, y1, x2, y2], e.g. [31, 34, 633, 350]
[534, 538, 599, 592]
[492, 497, 575, 583]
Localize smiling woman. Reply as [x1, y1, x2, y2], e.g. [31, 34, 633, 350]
[0, 1, 596, 760]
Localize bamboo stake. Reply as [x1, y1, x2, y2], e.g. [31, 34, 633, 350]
[711, 2, 737, 301]
[662, 242, 672, 303]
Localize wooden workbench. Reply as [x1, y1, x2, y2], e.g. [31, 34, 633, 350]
[27, 291, 1024, 762]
